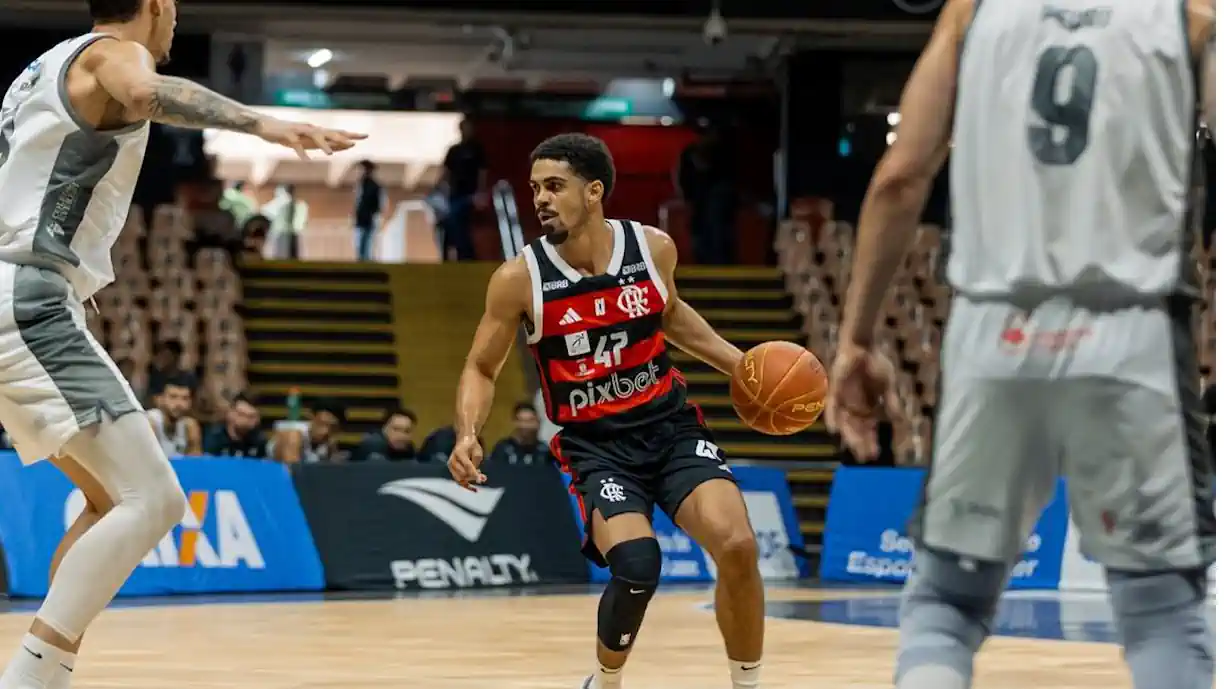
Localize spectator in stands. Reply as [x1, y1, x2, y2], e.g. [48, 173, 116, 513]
[353, 160, 385, 261]
[147, 340, 196, 405]
[488, 402, 549, 465]
[350, 408, 418, 462]
[271, 398, 346, 463]
[419, 425, 484, 464]
[676, 123, 737, 264]
[438, 117, 486, 261]
[146, 374, 202, 457]
[191, 178, 241, 256]
[240, 214, 271, 262]
[262, 183, 308, 259]
[221, 181, 258, 227]
[202, 392, 268, 458]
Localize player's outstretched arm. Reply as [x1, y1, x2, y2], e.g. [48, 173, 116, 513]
[449, 258, 530, 488]
[1189, 0, 1215, 134]
[840, 0, 971, 347]
[82, 40, 365, 158]
[646, 226, 744, 376]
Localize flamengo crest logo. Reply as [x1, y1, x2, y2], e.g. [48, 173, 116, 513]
[378, 478, 505, 542]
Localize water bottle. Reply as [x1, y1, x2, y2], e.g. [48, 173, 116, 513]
[286, 387, 301, 422]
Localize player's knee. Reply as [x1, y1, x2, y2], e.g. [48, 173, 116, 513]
[606, 537, 662, 586]
[599, 538, 661, 652]
[138, 460, 187, 532]
[708, 526, 758, 576]
[907, 546, 1007, 621]
[1107, 568, 1211, 647]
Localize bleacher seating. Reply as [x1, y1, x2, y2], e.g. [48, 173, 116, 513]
[94, 204, 249, 417]
[776, 202, 1217, 464]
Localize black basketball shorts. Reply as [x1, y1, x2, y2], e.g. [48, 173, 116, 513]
[549, 404, 737, 567]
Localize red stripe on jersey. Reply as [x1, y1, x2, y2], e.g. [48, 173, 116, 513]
[545, 330, 666, 383]
[540, 280, 664, 338]
[550, 434, 590, 529]
[554, 366, 683, 424]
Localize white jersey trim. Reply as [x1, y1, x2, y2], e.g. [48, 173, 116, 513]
[538, 219, 625, 283]
[521, 246, 545, 345]
[630, 221, 669, 303]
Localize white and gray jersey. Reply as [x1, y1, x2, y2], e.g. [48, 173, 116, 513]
[947, 0, 1200, 301]
[0, 33, 150, 301]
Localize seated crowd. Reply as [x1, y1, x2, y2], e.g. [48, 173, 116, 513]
[139, 385, 548, 467]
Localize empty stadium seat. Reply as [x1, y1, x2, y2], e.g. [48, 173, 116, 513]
[87, 204, 249, 416]
[778, 209, 1217, 463]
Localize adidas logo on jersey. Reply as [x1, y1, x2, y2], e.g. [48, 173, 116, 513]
[558, 308, 583, 326]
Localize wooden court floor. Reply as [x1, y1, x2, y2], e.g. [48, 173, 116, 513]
[0, 587, 1131, 688]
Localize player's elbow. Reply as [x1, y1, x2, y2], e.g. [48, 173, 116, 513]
[868, 158, 935, 206]
[120, 77, 158, 119]
[461, 357, 499, 386]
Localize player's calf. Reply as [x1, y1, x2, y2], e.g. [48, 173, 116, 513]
[0, 415, 185, 689]
[588, 537, 661, 689]
[704, 523, 764, 689]
[673, 477, 765, 688]
[894, 546, 1006, 689]
[1107, 568, 1214, 689]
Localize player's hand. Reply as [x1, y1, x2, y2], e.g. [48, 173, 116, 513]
[447, 435, 487, 492]
[826, 343, 904, 462]
[255, 118, 367, 160]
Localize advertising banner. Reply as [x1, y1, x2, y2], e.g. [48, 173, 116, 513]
[820, 466, 1067, 589]
[294, 462, 589, 591]
[0, 454, 323, 597]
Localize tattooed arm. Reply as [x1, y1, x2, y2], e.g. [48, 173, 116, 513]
[144, 75, 262, 133]
[84, 39, 264, 132]
[80, 39, 365, 156]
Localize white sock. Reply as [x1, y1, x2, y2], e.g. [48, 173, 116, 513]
[0, 634, 69, 688]
[594, 663, 623, 689]
[46, 650, 74, 689]
[729, 659, 761, 689]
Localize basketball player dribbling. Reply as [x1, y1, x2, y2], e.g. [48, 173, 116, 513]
[447, 133, 766, 689]
[827, 0, 1215, 688]
[0, 1, 363, 687]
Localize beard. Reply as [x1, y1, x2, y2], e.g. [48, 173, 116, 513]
[545, 228, 570, 245]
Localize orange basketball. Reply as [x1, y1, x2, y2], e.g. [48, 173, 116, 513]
[731, 341, 828, 436]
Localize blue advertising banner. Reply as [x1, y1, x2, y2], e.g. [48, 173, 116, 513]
[820, 466, 1067, 589]
[561, 465, 808, 583]
[0, 453, 324, 597]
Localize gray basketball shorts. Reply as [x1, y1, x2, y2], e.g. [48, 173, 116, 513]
[913, 293, 1213, 573]
[0, 262, 141, 463]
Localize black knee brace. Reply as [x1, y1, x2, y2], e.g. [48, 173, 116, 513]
[597, 537, 662, 651]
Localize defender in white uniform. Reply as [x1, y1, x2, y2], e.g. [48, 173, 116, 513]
[828, 1, 1216, 688]
[0, 2, 363, 688]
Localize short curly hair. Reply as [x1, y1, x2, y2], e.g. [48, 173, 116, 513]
[530, 133, 616, 201]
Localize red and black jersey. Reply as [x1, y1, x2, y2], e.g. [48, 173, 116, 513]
[522, 219, 687, 434]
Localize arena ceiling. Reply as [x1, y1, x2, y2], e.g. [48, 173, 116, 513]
[0, 0, 935, 84]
